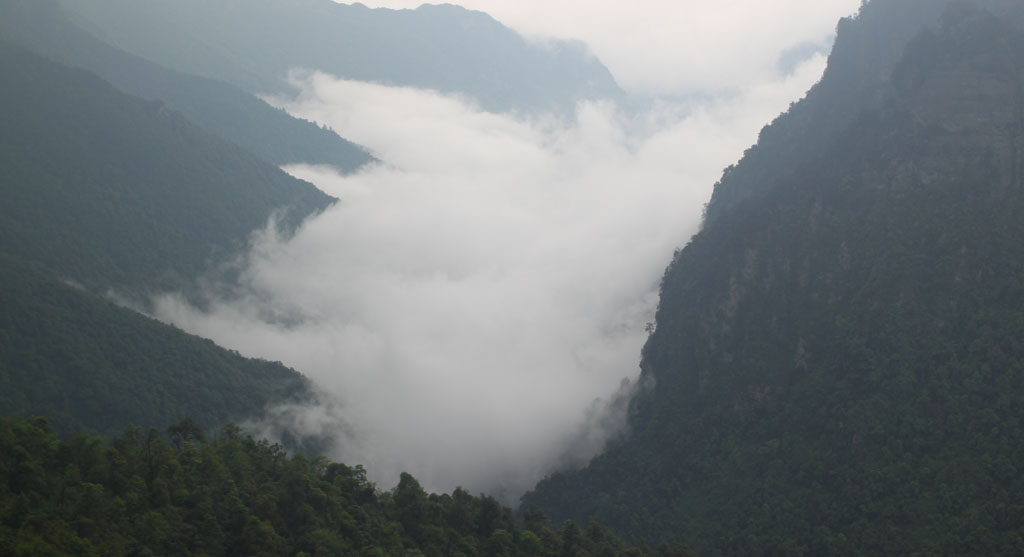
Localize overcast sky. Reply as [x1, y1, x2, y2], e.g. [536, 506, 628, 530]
[347, 0, 863, 95]
[156, 1, 864, 501]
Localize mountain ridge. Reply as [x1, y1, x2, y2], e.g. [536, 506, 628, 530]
[0, 0, 374, 171]
[524, 1, 1024, 552]
[59, 0, 625, 115]
[0, 39, 332, 294]
[0, 40, 326, 437]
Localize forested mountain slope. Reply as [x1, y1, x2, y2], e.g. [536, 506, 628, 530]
[0, 256, 309, 437]
[703, 0, 1024, 225]
[525, 1, 1024, 553]
[0, 0, 372, 172]
[0, 42, 324, 436]
[0, 40, 331, 294]
[701, 0, 950, 224]
[59, 0, 624, 115]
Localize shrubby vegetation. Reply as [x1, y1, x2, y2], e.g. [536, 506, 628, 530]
[0, 417, 693, 556]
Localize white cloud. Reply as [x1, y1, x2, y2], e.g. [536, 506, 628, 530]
[152, 54, 828, 501]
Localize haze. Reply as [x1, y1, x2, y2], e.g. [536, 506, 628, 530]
[153, 1, 861, 501]
[348, 0, 863, 95]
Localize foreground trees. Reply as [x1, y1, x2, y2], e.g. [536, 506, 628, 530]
[0, 417, 689, 556]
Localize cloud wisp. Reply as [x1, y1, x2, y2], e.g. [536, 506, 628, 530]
[152, 55, 828, 501]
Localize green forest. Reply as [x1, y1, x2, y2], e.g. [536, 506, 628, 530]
[0, 38, 324, 438]
[0, 39, 332, 294]
[524, 1, 1024, 554]
[4, 0, 1024, 554]
[0, 417, 693, 556]
[0, 255, 310, 438]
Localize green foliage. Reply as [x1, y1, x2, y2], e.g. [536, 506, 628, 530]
[0, 8, 332, 450]
[0, 417, 664, 556]
[0, 254, 309, 437]
[526, 2, 1024, 554]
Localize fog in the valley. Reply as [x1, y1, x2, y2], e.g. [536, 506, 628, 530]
[150, 48, 828, 500]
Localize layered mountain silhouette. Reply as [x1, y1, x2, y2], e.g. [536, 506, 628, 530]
[524, 0, 1024, 553]
[0, 0, 625, 442]
[0, 41, 332, 293]
[59, 0, 625, 114]
[0, 0, 373, 171]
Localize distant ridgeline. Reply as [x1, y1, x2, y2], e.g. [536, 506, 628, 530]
[0, 0, 374, 171]
[57, 0, 626, 115]
[0, 41, 335, 294]
[525, 0, 1024, 553]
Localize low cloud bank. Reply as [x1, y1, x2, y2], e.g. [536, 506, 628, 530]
[152, 55, 827, 501]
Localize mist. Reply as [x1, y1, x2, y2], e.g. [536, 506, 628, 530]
[152, 54, 828, 501]
[350, 0, 862, 96]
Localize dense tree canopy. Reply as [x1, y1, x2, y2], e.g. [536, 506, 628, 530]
[0, 417, 692, 556]
[0, 254, 310, 437]
[0, 40, 319, 437]
[525, 1, 1024, 553]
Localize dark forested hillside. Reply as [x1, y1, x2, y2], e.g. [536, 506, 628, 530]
[0, 0, 373, 171]
[0, 255, 310, 437]
[525, 1, 1024, 553]
[0, 41, 329, 437]
[701, 0, 951, 224]
[0, 40, 331, 294]
[0, 417, 691, 556]
[58, 0, 624, 115]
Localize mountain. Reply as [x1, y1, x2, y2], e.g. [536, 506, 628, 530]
[0, 255, 310, 437]
[524, 0, 1024, 553]
[0, 0, 373, 171]
[0, 41, 328, 435]
[58, 0, 625, 115]
[701, 0, 949, 224]
[0, 40, 332, 294]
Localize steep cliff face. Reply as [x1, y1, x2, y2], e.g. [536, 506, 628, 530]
[525, 2, 1024, 553]
[702, 0, 1023, 224]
